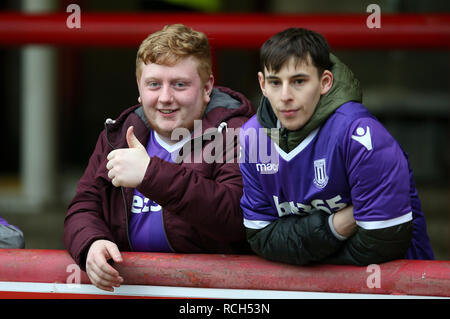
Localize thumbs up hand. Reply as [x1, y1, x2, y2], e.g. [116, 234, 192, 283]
[106, 126, 150, 188]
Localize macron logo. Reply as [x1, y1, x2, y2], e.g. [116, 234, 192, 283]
[351, 126, 373, 151]
[256, 163, 279, 174]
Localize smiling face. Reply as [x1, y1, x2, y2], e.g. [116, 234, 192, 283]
[258, 55, 333, 131]
[137, 56, 214, 141]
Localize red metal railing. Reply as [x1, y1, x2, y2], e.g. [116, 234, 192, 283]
[0, 13, 449, 49]
[0, 13, 448, 298]
[0, 249, 449, 297]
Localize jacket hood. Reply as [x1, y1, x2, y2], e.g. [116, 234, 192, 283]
[257, 54, 362, 152]
[201, 86, 255, 131]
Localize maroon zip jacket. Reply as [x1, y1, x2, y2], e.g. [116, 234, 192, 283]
[63, 87, 255, 269]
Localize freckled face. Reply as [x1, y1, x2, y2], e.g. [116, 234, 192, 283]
[137, 56, 213, 139]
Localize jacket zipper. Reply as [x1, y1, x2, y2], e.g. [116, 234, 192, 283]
[120, 187, 133, 251]
[106, 120, 223, 252]
[166, 125, 224, 252]
[105, 120, 133, 251]
[282, 129, 290, 153]
[175, 130, 218, 163]
[160, 209, 175, 252]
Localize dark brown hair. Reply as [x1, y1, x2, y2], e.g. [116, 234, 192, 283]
[260, 28, 332, 76]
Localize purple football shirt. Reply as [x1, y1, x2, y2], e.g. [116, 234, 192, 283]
[239, 102, 434, 259]
[128, 130, 189, 252]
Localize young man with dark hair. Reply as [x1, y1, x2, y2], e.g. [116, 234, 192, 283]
[239, 28, 434, 265]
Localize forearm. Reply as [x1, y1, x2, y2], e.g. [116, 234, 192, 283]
[140, 154, 242, 202]
[329, 205, 357, 239]
[139, 157, 245, 242]
[246, 211, 345, 265]
[64, 192, 115, 269]
[324, 221, 413, 266]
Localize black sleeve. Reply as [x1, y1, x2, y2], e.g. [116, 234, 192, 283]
[323, 220, 413, 266]
[246, 210, 345, 265]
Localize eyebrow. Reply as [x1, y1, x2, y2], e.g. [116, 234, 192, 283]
[143, 77, 192, 83]
[265, 73, 310, 79]
[142, 77, 158, 82]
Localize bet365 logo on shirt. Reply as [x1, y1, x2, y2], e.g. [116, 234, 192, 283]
[273, 194, 346, 216]
[131, 195, 162, 214]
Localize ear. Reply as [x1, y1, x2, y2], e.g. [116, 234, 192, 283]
[320, 70, 333, 95]
[136, 75, 142, 92]
[203, 74, 214, 104]
[258, 71, 267, 97]
[136, 76, 142, 104]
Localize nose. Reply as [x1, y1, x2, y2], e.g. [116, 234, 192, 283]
[159, 85, 174, 104]
[280, 84, 293, 103]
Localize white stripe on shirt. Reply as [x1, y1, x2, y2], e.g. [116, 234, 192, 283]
[244, 219, 271, 230]
[356, 212, 413, 230]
